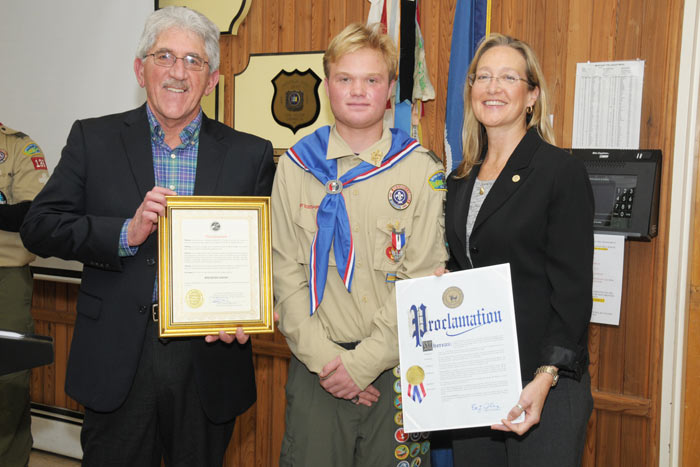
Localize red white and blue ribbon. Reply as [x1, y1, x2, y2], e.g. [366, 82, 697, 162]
[391, 227, 406, 251]
[285, 125, 418, 315]
[407, 382, 427, 403]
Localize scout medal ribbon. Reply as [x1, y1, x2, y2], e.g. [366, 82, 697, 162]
[285, 125, 419, 315]
[391, 227, 406, 251]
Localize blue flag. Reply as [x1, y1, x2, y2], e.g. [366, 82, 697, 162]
[444, 0, 490, 173]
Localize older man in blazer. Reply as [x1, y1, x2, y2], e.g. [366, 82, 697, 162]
[20, 7, 274, 466]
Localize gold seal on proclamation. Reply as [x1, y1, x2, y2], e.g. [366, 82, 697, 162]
[185, 289, 204, 308]
[406, 365, 425, 385]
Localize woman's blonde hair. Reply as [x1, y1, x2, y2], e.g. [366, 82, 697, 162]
[454, 33, 555, 178]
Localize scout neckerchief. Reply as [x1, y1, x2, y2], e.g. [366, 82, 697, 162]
[285, 125, 419, 315]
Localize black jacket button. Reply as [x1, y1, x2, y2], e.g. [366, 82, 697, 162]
[138, 305, 147, 313]
[469, 246, 479, 255]
[146, 258, 156, 266]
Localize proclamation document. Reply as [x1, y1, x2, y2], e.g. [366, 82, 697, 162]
[170, 209, 261, 323]
[395, 264, 523, 432]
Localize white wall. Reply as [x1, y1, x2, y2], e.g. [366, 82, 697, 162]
[0, 0, 153, 172]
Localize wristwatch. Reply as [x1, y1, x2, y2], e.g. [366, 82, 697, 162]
[535, 365, 559, 387]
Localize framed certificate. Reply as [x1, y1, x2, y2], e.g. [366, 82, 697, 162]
[158, 196, 274, 337]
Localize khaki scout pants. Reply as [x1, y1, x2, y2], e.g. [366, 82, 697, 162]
[0, 266, 34, 467]
[280, 356, 431, 467]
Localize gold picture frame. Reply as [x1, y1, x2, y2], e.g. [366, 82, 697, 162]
[158, 196, 274, 337]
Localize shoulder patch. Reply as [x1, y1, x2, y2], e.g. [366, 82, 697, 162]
[22, 142, 43, 157]
[428, 170, 447, 191]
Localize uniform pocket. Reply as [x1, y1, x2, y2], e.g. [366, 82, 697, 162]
[293, 207, 338, 267]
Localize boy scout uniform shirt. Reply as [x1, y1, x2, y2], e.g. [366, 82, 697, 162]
[0, 124, 48, 266]
[272, 125, 448, 390]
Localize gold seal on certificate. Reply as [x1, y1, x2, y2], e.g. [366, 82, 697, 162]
[185, 289, 204, 308]
[442, 286, 464, 308]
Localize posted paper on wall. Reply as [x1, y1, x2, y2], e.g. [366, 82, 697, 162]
[395, 264, 523, 433]
[591, 234, 625, 325]
[572, 60, 644, 149]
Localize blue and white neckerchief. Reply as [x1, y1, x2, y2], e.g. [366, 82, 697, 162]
[285, 125, 419, 315]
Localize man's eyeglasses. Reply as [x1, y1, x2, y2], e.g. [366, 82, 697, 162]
[144, 51, 209, 71]
[468, 73, 531, 87]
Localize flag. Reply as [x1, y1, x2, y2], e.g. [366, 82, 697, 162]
[444, 0, 490, 174]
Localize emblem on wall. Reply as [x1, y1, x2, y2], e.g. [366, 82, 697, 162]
[271, 69, 322, 134]
[156, 0, 252, 35]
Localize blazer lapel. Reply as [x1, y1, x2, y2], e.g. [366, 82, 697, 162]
[194, 116, 226, 196]
[472, 128, 541, 234]
[122, 105, 155, 199]
[450, 170, 477, 269]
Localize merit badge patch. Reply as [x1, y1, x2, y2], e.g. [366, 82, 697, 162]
[0, 149, 7, 164]
[393, 394, 402, 409]
[393, 366, 401, 378]
[409, 442, 421, 457]
[394, 411, 403, 426]
[393, 379, 401, 394]
[388, 184, 412, 210]
[421, 441, 430, 454]
[411, 457, 422, 467]
[397, 462, 410, 467]
[395, 444, 409, 460]
[442, 286, 464, 309]
[395, 427, 409, 443]
[428, 170, 447, 191]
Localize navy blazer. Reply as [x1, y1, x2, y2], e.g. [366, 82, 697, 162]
[21, 105, 275, 422]
[445, 128, 593, 380]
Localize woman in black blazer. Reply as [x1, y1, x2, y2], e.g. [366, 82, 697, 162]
[444, 34, 594, 466]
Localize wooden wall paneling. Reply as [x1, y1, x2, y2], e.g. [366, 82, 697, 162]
[589, 0, 617, 63]
[542, 0, 569, 146]
[254, 355, 273, 467]
[309, 0, 329, 49]
[53, 323, 67, 408]
[248, 0, 265, 55]
[684, 153, 700, 466]
[261, 0, 280, 52]
[561, 0, 593, 148]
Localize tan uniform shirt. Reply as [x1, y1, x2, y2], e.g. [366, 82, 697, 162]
[272, 126, 448, 389]
[0, 124, 48, 266]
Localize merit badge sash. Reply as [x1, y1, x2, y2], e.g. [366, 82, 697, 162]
[285, 125, 419, 314]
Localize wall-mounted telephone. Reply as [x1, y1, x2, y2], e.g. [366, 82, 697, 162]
[567, 149, 661, 240]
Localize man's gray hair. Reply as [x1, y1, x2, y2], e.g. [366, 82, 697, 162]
[135, 6, 220, 73]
